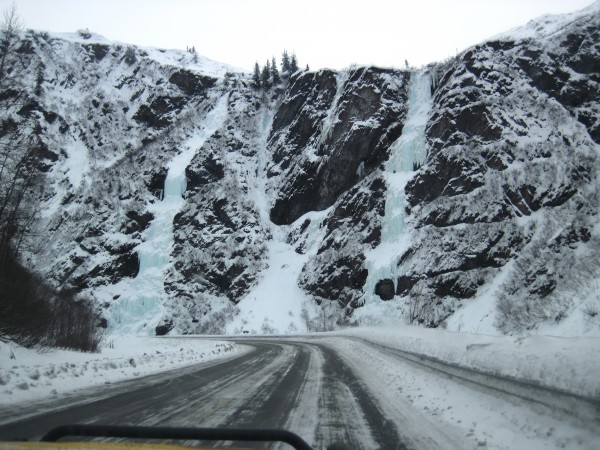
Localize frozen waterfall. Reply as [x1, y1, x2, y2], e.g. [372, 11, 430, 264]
[362, 71, 432, 308]
[108, 94, 230, 334]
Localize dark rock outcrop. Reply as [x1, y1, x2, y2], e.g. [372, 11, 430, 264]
[185, 152, 225, 189]
[268, 67, 409, 225]
[397, 7, 599, 329]
[164, 91, 270, 311]
[375, 279, 395, 300]
[299, 175, 387, 308]
[121, 210, 154, 235]
[84, 43, 109, 61]
[169, 70, 217, 96]
[133, 96, 186, 128]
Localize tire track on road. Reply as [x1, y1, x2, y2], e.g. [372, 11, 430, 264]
[314, 344, 404, 450]
[221, 342, 309, 430]
[0, 343, 274, 441]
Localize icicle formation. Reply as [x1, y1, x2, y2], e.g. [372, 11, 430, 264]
[362, 71, 432, 303]
[109, 95, 230, 334]
[381, 71, 431, 240]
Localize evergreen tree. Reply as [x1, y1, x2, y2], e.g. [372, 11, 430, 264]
[252, 62, 261, 88]
[281, 50, 291, 74]
[290, 53, 299, 73]
[124, 46, 136, 65]
[261, 60, 271, 89]
[271, 56, 280, 84]
[34, 62, 45, 96]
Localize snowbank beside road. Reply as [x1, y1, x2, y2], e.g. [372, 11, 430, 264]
[332, 326, 600, 399]
[0, 336, 244, 407]
[324, 332, 600, 450]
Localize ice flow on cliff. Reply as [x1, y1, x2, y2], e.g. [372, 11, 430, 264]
[108, 94, 230, 334]
[362, 71, 432, 307]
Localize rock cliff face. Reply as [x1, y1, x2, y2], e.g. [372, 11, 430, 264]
[4, 4, 599, 335]
[267, 67, 409, 311]
[398, 7, 600, 332]
[267, 68, 408, 225]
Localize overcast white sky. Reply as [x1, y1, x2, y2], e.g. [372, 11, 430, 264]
[2, 0, 595, 72]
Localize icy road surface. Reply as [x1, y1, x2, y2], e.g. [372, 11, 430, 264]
[1, 337, 599, 449]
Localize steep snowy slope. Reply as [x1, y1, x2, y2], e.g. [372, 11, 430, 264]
[271, 2, 600, 334]
[3, 2, 599, 336]
[4, 27, 413, 334]
[268, 67, 410, 317]
[7, 30, 254, 334]
[359, 2, 600, 333]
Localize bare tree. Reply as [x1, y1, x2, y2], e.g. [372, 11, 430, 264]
[0, 2, 23, 89]
[301, 301, 342, 332]
[0, 2, 42, 272]
[406, 282, 431, 324]
[0, 3, 34, 268]
[0, 4, 103, 352]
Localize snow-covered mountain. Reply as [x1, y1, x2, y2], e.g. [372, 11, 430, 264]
[4, 3, 599, 336]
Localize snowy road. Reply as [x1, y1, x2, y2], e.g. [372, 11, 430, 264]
[0, 337, 598, 449]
